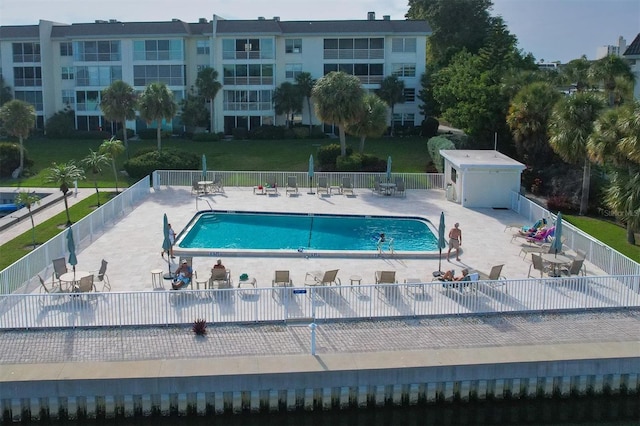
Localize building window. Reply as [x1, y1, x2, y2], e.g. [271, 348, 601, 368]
[223, 89, 272, 111]
[403, 88, 415, 102]
[133, 65, 185, 86]
[391, 37, 416, 53]
[12, 43, 41, 62]
[324, 63, 383, 84]
[196, 40, 210, 55]
[323, 38, 384, 60]
[60, 42, 73, 57]
[196, 65, 208, 72]
[74, 41, 121, 62]
[133, 40, 183, 61]
[285, 63, 302, 79]
[76, 90, 100, 111]
[391, 63, 416, 77]
[285, 39, 302, 53]
[62, 89, 75, 107]
[75, 66, 122, 86]
[451, 167, 457, 183]
[13, 67, 42, 86]
[14, 90, 43, 111]
[392, 112, 415, 127]
[223, 64, 273, 85]
[222, 38, 274, 60]
[61, 66, 74, 80]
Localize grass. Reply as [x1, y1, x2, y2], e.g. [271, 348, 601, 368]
[2, 136, 431, 188]
[0, 192, 115, 270]
[564, 215, 640, 260]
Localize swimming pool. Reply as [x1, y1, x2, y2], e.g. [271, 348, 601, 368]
[174, 211, 439, 258]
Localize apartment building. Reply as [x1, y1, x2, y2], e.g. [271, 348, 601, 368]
[0, 13, 430, 135]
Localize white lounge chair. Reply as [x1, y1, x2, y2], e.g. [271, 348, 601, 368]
[305, 269, 340, 286]
[375, 270, 396, 284]
[285, 176, 298, 196]
[272, 270, 293, 287]
[341, 176, 354, 196]
[317, 177, 329, 197]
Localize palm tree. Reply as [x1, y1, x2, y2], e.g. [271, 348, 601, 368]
[99, 138, 125, 193]
[589, 54, 635, 107]
[506, 82, 561, 166]
[0, 99, 35, 177]
[604, 168, 640, 245]
[195, 67, 222, 133]
[295, 72, 316, 135]
[345, 93, 388, 154]
[45, 161, 85, 227]
[312, 71, 364, 156]
[273, 82, 303, 128]
[137, 82, 177, 151]
[81, 149, 109, 206]
[560, 56, 591, 92]
[100, 80, 137, 158]
[548, 91, 606, 215]
[377, 75, 405, 136]
[14, 191, 40, 249]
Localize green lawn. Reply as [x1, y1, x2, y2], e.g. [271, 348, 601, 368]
[2, 136, 431, 188]
[564, 215, 640, 260]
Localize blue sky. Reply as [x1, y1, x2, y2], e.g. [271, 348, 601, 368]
[1, 0, 638, 63]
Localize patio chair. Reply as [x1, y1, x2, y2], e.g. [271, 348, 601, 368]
[341, 176, 354, 196]
[272, 270, 293, 287]
[264, 176, 278, 195]
[375, 270, 396, 284]
[52, 257, 68, 286]
[75, 274, 95, 293]
[317, 177, 329, 196]
[394, 178, 406, 197]
[372, 180, 382, 195]
[561, 259, 585, 277]
[285, 176, 298, 197]
[191, 179, 205, 195]
[211, 175, 224, 193]
[304, 269, 340, 286]
[38, 274, 65, 294]
[209, 268, 232, 289]
[528, 254, 550, 278]
[477, 264, 507, 292]
[93, 259, 111, 291]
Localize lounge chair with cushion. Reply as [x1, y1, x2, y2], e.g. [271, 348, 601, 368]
[305, 269, 340, 286]
[286, 176, 298, 197]
[375, 270, 396, 284]
[209, 268, 232, 288]
[341, 176, 354, 196]
[394, 178, 406, 197]
[476, 264, 507, 292]
[264, 176, 278, 195]
[317, 177, 329, 197]
[272, 270, 293, 287]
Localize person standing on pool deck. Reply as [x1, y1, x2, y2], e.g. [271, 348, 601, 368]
[447, 222, 462, 262]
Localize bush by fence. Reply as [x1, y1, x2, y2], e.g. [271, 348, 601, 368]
[427, 136, 456, 173]
[123, 148, 199, 179]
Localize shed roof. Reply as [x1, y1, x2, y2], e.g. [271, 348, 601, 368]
[440, 150, 525, 170]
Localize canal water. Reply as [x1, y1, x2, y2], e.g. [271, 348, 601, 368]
[24, 394, 638, 425]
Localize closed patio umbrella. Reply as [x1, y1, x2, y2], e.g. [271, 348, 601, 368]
[162, 213, 174, 279]
[66, 227, 78, 281]
[202, 154, 207, 181]
[434, 212, 447, 276]
[308, 154, 315, 194]
[551, 212, 563, 256]
[386, 156, 392, 182]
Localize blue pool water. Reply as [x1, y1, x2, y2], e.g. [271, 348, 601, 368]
[176, 211, 438, 254]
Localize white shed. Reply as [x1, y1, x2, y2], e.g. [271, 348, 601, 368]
[439, 150, 525, 209]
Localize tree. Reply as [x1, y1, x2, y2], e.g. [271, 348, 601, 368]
[377, 75, 405, 136]
[548, 91, 606, 215]
[0, 99, 35, 177]
[588, 54, 635, 107]
[14, 191, 40, 249]
[272, 82, 303, 128]
[100, 80, 136, 158]
[0, 76, 12, 106]
[81, 149, 109, 206]
[345, 93, 388, 154]
[295, 72, 316, 135]
[180, 87, 209, 131]
[99, 138, 125, 193]
[45, 161, 85, 227]
[137, 82, 177, 151]
[506, 82, 561, 166]
[312, 71, 365, 156]
[560, 56, 591, 92]
[195, 67, 222, 133]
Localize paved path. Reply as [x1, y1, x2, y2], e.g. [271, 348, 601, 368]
[1, 309, 638, 365]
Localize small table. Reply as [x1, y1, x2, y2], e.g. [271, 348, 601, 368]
[349, 275, 362, 286]
[541, 253, 572, 277]
[238, 276, 257, 288]
[59, 270, 91, 291]
[380, 182, 396, 196]
[330, 185, 342, 195]
[253, 186, 265, 195]
[198, 181, 213, 193]
[151, 269, 164, 289]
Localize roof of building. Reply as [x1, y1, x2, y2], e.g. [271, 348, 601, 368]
[215, 19, 431, 35]
[49, 20, 211, 38]
[440, 150, 526, 170]
[0, 25, 39, 39]
[623, 33, 640, 56]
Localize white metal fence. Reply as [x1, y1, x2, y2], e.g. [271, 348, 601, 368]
[511, 192, 640, 277]
[1, 275, 638, 329]
[0, 178, 151, 295]
[153, 170, 445, 191]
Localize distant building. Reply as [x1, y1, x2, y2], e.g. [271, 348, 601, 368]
[0, 14, 431, 135]
[622, 33, 640, 100]
[537, 62, 560, 71]
[596, 36, 627, 59]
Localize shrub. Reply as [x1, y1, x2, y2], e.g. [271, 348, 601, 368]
[232, 127, 248, 140]
[71, 130, 111, 140]
[137, 128, 172, 140]
[291, 127, 309, 139]
[0, 142, 34, 178]
[309, 125, 327, 139]
[130, 146, 156, 158]
[123, 148, 199, 180]
[336, 154, 362, 171]
[443, 132, 470, 149]
[192, 319, 207, 336]
[360, 154, 386, 172]
[248, 125, 284, 140]
[317, 144, 353, 170]
[546, 195, 578, 213]
[421, 116, 439, 138]
[427, 136, 456, 172]
[45, 109, 75, 139]
[115, 128, 135, 140]
[192, 132, 220, 142]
